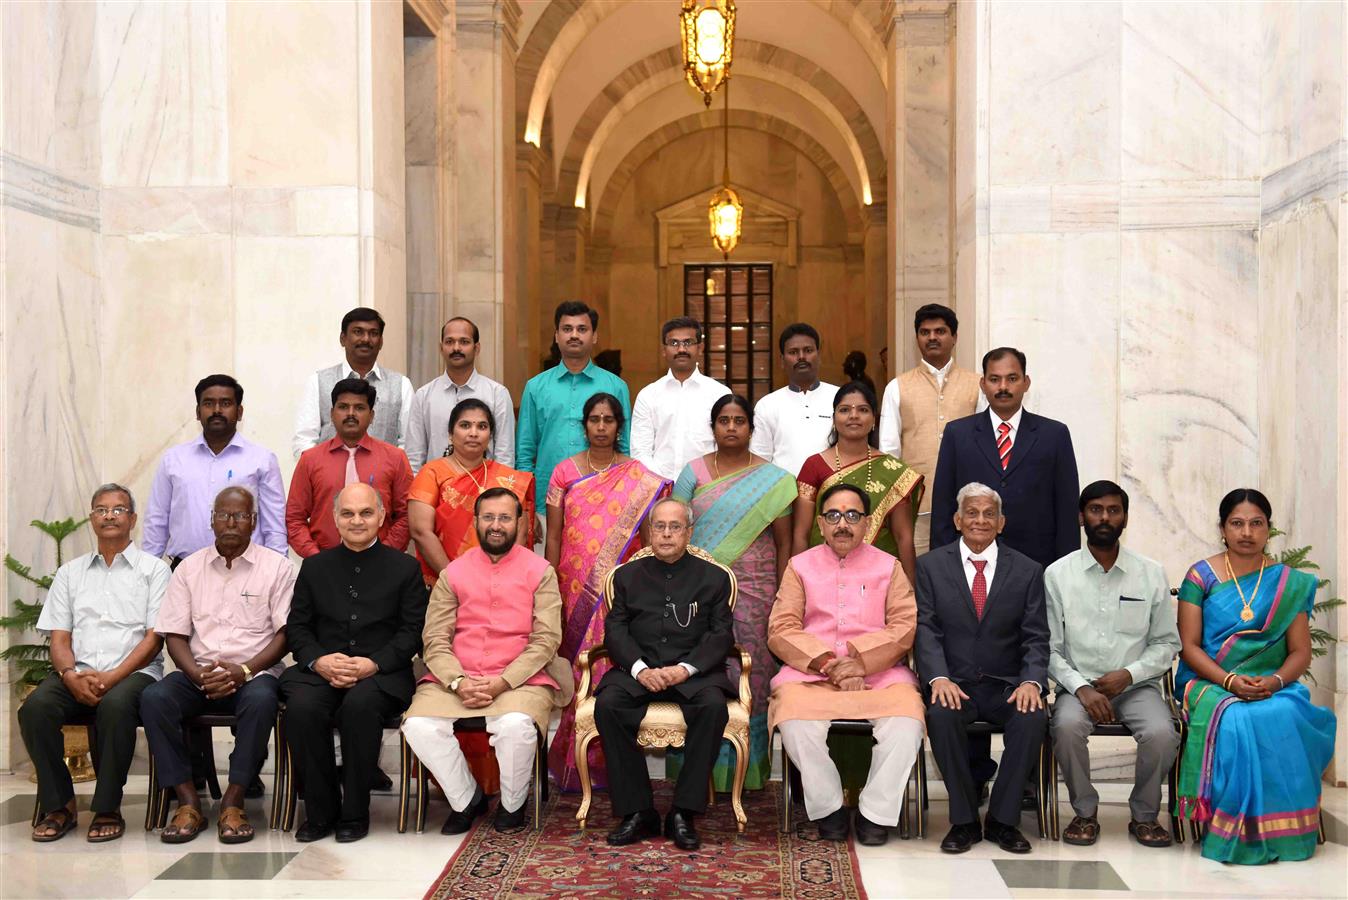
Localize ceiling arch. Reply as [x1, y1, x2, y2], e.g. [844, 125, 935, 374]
[586, 76, 866, 223]
[591, 108, 864, 247]
[516, 0, 888, 157]
[559, 39, 884, 210]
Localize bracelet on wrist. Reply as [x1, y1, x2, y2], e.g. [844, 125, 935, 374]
[1221, 672, 1236, 691]
[1272, 674, 1285, 690]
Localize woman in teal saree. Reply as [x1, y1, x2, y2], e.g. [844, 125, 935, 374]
[1175, 489, 1336, 864]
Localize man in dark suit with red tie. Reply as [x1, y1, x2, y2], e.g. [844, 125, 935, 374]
[930, 347, 1079, 569]
[915, 483, 1049, 854]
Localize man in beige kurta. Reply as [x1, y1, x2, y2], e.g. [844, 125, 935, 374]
[401, 488, 572, 834]
[768, 483, 925, 846]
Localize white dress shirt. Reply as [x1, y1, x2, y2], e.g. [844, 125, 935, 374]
[878, 359, 987, 457]
[749, 381, 840, 478]
[959, 537, 999, 593]
[405, 369, 516, 472]
[988, 406, 1024, 449]
[630, 368, 731, 480]
[291, 359, 414, 458]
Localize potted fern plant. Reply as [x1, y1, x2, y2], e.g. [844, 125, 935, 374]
[1, 516, 95, 781]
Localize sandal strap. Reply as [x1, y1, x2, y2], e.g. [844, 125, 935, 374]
[218, 806, 250, 832]
[168, 806, 203, 829]
[36, 809, 74, 829]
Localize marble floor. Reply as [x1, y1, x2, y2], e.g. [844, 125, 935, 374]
[1, 773, 1345, 900]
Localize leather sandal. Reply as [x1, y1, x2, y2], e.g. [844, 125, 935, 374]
[1129, 819, 1173, 848]
[161, 805, 207, 844]
[217, 806, 254, 844]
[1063, 815, 1099, 845]
[32, 807, 77, 842]
[87, 812, 125, 843]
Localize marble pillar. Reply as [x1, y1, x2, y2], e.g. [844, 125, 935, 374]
[452, 0, 521, 383]
[512, 140, 544, 397]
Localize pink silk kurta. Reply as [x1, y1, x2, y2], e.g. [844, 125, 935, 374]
[767, 543, 924, 731]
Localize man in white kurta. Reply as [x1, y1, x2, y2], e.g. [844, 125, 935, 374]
[769, 483, 925, 847]
[400, 488, 571, 833]
[750, 323, 838, 478]
[630, 317, 730, 480]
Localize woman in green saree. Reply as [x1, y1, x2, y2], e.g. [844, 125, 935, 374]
[1175, 488, 1336, 864]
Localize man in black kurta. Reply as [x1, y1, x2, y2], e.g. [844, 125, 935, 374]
[280, 484, 428, 842]
[594, 498, 734, 851]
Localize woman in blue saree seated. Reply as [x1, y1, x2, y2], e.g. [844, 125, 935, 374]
[1174, 488, 1336, 864]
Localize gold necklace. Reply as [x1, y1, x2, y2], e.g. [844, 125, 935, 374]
[1224, 551, 1266, 623]
[712, 450, 749, 480]
[587, 449, 614, 474]
[451, 454, 487, 492]
[833, 445, 874, 483]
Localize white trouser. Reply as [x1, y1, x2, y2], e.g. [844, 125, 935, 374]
[778, 716, 924, 826]
[401, 712, 537, 813]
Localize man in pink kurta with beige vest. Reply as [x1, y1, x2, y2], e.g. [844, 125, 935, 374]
[768, 483, 925, 847]
[878, 303, 984, 554]
[401, 488, 572, 834]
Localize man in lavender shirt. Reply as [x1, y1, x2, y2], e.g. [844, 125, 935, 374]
[143, 375, 287, 566]
[141, 487, 295, 844]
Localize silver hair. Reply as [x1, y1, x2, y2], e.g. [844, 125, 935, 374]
[91, 483, 136, 513]
[332, 483, 385, 517]
[648, 497, 694, 527]
[214, 485, 257, 514]
[955, 482, 1002, 516]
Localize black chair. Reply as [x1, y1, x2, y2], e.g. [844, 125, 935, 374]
[146, 712, 285, 831]
[1041, 670, 1184, 843]
[278, 709, 409, 832]
[403, 717, 551, 833]
[775, 720, 930, 839]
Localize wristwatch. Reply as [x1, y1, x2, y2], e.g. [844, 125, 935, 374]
[240, 664, 253, 682]
[450, 676, 464, 693]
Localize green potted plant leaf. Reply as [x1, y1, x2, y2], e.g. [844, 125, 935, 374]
[1270, 527, 1343, 684]
[1, 517, 95, 781]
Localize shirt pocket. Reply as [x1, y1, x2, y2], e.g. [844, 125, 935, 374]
[77, 588, 145, 629]
[1116, 596, 1150, 635]
[224, 593, 276, 634]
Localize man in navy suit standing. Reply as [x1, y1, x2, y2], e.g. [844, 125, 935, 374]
[931, 348, 1079, 569]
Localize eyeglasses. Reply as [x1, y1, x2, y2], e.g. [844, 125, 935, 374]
[212, 512, 255, 525]
[477, 513, 516, 525]
[665, 338, 700, 349]
[821, 510, 865, 525]
[92, 506, 131, 519]
[651, 522, 688, 534]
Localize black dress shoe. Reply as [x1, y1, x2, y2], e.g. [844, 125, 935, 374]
[606, 809, 660, 846]
[295, 820, 334, 842]
[441, 787, 488, 835]
[984, 817, 1032, 853]
[245, 775, 265, 800]
[854, 812, 889, 846]
[939, 823, 983, 854]
[814, 806, 850, 841]
[493, 800, 528, 832]
[335, 818, 370, 843]
[664, 809, 700, 851]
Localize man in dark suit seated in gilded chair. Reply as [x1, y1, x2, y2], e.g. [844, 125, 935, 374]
[915, 482, 1049, 855]
[593, 498, 734, 851]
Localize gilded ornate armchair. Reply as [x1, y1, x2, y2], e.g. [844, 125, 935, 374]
[572, 545, 752, 831]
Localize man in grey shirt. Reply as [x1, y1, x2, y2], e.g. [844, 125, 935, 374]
[1046, 480, 1180, 849]
[405, 317, 515, 472]
[19, 484, 169, 843]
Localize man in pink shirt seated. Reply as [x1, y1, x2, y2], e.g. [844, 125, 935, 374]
[401, 487, 571, 834]
[141, 487, 295, 844]
[768, 483, 925, 847]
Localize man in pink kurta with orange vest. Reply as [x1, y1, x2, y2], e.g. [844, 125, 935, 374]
[768, 483, 925, 847]
[401, 488, 572, 834]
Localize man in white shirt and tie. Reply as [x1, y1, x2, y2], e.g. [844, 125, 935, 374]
[878, 304, 986, 554]
[630, 317, 730, 480]
[749, 323, 838, 478]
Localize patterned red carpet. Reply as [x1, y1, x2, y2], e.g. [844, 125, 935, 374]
[423, 780, 869, 899]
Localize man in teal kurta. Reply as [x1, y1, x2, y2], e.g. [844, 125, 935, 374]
[516, 301, 631, 514]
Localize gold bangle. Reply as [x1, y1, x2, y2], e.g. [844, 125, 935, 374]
[1221, 672, 1236, 691]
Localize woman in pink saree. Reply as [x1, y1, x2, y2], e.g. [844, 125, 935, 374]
[544, 392, 672, 790]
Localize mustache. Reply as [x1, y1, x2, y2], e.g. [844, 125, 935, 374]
[342, 417, 360, 425]
[995, 391, 1012, 399]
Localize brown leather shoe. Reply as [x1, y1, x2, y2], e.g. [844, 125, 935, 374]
[1129, 819, 1173, 848]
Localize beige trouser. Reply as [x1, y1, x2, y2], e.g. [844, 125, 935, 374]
[914, 513, 932, 555]
[402, 713, 537, 813]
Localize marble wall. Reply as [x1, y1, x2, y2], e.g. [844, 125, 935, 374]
[0, 0, 411, 770]
[954, 0, 1346, 780]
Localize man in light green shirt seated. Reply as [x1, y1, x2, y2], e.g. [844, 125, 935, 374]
[1046, 480, 1180, 849]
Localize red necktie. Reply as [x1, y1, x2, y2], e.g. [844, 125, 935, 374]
[971, 559, 988, 619]
[997, 422, 1012, 470]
